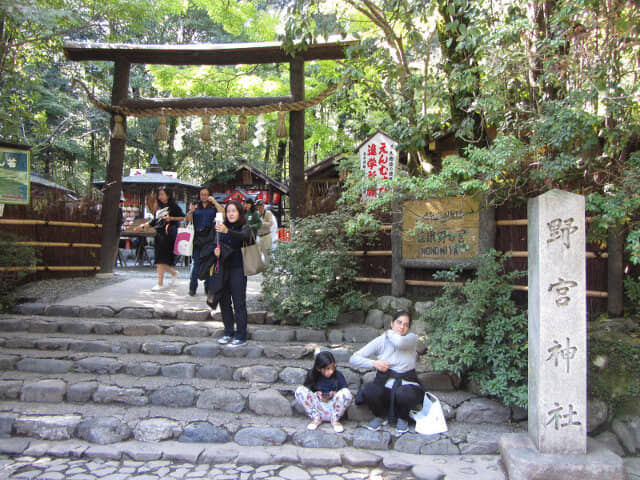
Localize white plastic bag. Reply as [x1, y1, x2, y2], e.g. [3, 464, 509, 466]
[410, 392, 448, 435]
[174, 223, 194, 256]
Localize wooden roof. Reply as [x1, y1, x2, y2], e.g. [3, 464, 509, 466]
[305, 153, 346, 180]
[233, 161, 289, 194]
[63, 39, 357, 65]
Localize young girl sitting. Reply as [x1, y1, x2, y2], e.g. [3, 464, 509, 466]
[295, 351, 353, 433]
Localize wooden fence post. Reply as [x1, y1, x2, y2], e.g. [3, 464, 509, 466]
[607, 225, 624, 317]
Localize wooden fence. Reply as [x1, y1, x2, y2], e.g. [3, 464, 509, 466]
[354, 203, 610, 317]
[0, 195, 103, 280]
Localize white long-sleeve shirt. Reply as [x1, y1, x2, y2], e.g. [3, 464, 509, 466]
[349, 330, 418, 374]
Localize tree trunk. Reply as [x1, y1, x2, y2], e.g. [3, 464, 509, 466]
[288, 56, 305, 219]
[99, 58, 130, 274]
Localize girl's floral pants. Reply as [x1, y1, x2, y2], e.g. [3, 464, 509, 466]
[295, 386, 353, 422]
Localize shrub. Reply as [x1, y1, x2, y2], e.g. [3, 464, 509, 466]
[623, 275, 640, 316]
[0, 232, 39, 311]
[588, 332, 640, 417]
[419, 251, 528, 407]
[262, 208, 371, 329]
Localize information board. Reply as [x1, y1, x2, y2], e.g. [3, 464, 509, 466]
[0, 145, 30, 205]
[402, 196, 480, 260]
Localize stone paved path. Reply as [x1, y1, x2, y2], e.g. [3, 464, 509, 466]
[0, 453, 508, 480]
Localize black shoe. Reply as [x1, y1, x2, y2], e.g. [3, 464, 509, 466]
[188, 289, 196, 296]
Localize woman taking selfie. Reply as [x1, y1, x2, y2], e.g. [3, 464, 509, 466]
[210, 200, 252, 347]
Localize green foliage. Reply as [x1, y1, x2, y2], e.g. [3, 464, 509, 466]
[262, 208, 374, 329]
[623, 276, 640, 317]
[280, 0, 446, 172]
[0, 233, 39, 312]
[588, 331, 640, 416]
[419, 251, 528, 407]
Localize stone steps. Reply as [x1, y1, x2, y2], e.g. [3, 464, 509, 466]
[0, 312, 525, 460]
[0, 333, 354, 362]
[0, 370, 319, 413]
[0, 314, 380, 344]
[0, 437, 508, 477]
[0, 399, 523, 455]
[0, 350, 369, 390]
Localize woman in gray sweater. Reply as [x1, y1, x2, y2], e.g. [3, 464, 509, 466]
[349, 311, 424, 434]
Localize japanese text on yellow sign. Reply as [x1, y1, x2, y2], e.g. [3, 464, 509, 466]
[402, 197, 480, 260]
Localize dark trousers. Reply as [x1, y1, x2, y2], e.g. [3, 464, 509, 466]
[189, 245, 209, 293]
[357, 381, 424, 421]
[219, 266, 248, 341]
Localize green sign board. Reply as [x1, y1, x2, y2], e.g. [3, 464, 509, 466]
[0, 145, 31, 205]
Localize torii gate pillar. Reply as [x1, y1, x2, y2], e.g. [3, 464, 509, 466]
[99, 59, 130, 274]
[289, 56, 305, 219]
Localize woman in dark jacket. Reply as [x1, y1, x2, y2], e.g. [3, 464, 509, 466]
[136, 187, 184, 291]
[212, 200, 252, 347]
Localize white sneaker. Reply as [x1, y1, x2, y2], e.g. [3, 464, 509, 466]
[151, 284, 166, 292]
[169, 272, 178, 287]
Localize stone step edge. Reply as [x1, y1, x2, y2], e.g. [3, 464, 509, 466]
[0, 340, 365, 366]
[0, 363, 456, 403]
[0, 436, 495, 472]
[0, 407, 523, 456]
[0, 380, 387, 423]
[0, 316, 380, 345]
[0, 359, 366, 391]
[14, 303, 277, 323]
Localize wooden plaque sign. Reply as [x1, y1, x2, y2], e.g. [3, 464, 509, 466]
[402, 196, 480, 261]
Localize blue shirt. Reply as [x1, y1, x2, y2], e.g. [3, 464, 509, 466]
[313, 370, 348, 393]
[192, 206, 216, 232]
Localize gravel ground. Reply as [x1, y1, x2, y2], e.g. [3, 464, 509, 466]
[13, 274, 127, 305]
[11, 266, 267, 311]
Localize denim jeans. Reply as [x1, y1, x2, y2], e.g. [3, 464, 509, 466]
[219, 266, 248, 341]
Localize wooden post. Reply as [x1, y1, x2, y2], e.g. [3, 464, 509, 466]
[99, 58, 130, 274]
[391, 198, 405, 296]
[607, 225, 624, 317]
[289, 56, 305, 219]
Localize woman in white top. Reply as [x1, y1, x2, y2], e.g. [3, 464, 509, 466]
[349, 311, 424, 434]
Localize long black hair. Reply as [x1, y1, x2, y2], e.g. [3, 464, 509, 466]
[303, 350, 337, 389]
[156, 186, 175, 208]
[224, 200, 247, 227]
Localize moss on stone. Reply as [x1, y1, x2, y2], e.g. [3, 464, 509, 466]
[588, 318, 640, 417]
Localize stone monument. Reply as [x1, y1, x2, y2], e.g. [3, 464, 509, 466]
[499, 189, 624, 479]
[528, 189, 587, 454]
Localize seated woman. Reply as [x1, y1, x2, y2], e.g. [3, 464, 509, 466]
[349, 311, 424, 434]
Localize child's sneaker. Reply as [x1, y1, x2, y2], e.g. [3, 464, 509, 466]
[331, 420, 344, 433]
[307, 417, 322, 431]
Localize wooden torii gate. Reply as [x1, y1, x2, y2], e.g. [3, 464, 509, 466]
[63, 40, 356, 273]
